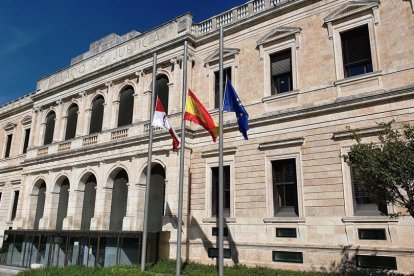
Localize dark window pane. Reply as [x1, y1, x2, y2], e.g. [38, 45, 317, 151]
[23, 129, 30, 153]
[358, 229, 386, 240]
[215, 68, 232, 109]
[155, 75, 169, 115]
[44, 112, 56, 145]
[276, 228, 297, 238]
[212, 166, 230, 217]
[273, 159, 298, 216]
[118, 87, 134, 127]
[356, 255, 397, 270]
[89, 97, 104, 134]
[34, 183, 46, 230]
[65, 105, 78, 140]
[341, 25, 373, 78]
[272, 251, 303, 263]
[5, 134, 13, 158]
[271, 49, 293, 94]
[11, 191, 19, 221]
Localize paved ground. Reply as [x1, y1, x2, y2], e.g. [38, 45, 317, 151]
[0, 265, 26, 276]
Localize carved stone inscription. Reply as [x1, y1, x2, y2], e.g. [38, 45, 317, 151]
[37, 22, 179, 91]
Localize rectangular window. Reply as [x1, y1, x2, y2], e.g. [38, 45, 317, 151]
[358, 229, 386, 240]
[341, 25, 373, 78]
[23, 129, 30, 154]
[270, 49, 293, 94]
[212, 227, 229, 237]
[272, 251, 303, 263]
[276, 228, 297, 238]
[356, 255, 397, 270]
[11, 190, 19, 221]
[5, 134, 13, 158]
[212, 166, 230, 217]
[273, 159, 298, 216]
[208, 248, 231, 259]
[214, 67, 232, 109]
[351, 168, 388, 216]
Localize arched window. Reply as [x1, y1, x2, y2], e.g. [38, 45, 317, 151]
[65, 104, 78, 140]
[56, 179, 70, 230]
[155, 75, 169, 115]
[34, 182, 46, 230]
[89, 96, 104, 134]
[109, 170, 128, 231]
[44, 111, 56, 145]
[117, 86, 134, 127]
[80, 175, 97, 231]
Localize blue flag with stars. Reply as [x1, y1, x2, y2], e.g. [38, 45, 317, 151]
[223, 78, 249, 140]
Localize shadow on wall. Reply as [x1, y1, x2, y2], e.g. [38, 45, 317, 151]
[319, 245, 400, 276]
[188, 217, 240, 266]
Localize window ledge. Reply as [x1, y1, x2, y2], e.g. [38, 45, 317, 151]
[264, 217, 306, 224]
[262, 90, 300, 102]
[334, 71, 382, 86]
[342, 216, 399, 223]
[202, 217, 236, 224]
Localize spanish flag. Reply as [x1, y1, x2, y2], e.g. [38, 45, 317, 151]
[184, 89, 219, 142]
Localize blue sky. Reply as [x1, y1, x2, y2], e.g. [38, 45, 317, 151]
[0, 0, 247, 106]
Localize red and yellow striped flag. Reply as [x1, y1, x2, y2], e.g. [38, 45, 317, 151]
[184, 89, 219, 142]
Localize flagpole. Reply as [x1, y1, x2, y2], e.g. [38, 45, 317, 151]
[218, 25, 224, 276]
[176, 40, 188, 276]
[141, 52, 157, 271]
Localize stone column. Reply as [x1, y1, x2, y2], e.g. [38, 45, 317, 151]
[170, 58, 180, 114]
[53, 100, 63, 143]
[59, 115, 68, 141]
[102, 83, 113, 131]
[28, 108, 39, 148]
[90, 186, 112, 230]
[133, 71, 144, 123]
[38, 122, 46, 146]
[84, 108, 92, 135]
[76, 91, 87, 137]
[110, 100, 120, 129]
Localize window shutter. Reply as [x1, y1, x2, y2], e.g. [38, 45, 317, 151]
[271, 50, 292, 76]
[341, 25, 372, 67]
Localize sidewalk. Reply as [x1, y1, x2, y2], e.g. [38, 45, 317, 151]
[0, 265, 26, 276]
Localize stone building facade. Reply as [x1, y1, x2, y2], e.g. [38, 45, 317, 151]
[0, 0, 413, 273]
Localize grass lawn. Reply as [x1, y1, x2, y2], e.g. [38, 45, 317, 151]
[18, 259, 333, 275]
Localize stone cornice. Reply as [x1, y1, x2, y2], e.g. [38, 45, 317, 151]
[323, 0, 380, 24]
[258, 137, 305, 150]
[201, 147, 237, 158]
[332, 126, 383, 141]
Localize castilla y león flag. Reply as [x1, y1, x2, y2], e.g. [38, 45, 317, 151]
[184, 89, 219, 142]
[152, 97, 180, 150]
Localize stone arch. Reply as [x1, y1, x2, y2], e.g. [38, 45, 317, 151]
[65, 103, 79, 140]
[43, 110, 56, 145]
[117, 85, 135, 127]
[89, 94, 105, 134]
[88, 92, 107, 110]
[107, 167, 129, 231]
[31, 178, 47, 230]
[154, 73, 170, 115]
[117, 81, 139, 100]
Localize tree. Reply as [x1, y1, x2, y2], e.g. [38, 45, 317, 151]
[342, 122, 414, 218]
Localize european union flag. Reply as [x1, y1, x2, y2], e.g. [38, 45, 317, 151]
[223, 78, 249, 140]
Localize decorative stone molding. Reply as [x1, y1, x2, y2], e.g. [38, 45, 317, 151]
[256, 27, 301, 59]
[263, 217, 306, 223]
[21, 116, 32, 127]
[3, 122, 16, 132]
[201, 147, 237, 158]
[204, 48, 240, 65]
[324, 0, 380, 39]
[332, 126, 383, 141]
[258, 137, 304, 150]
